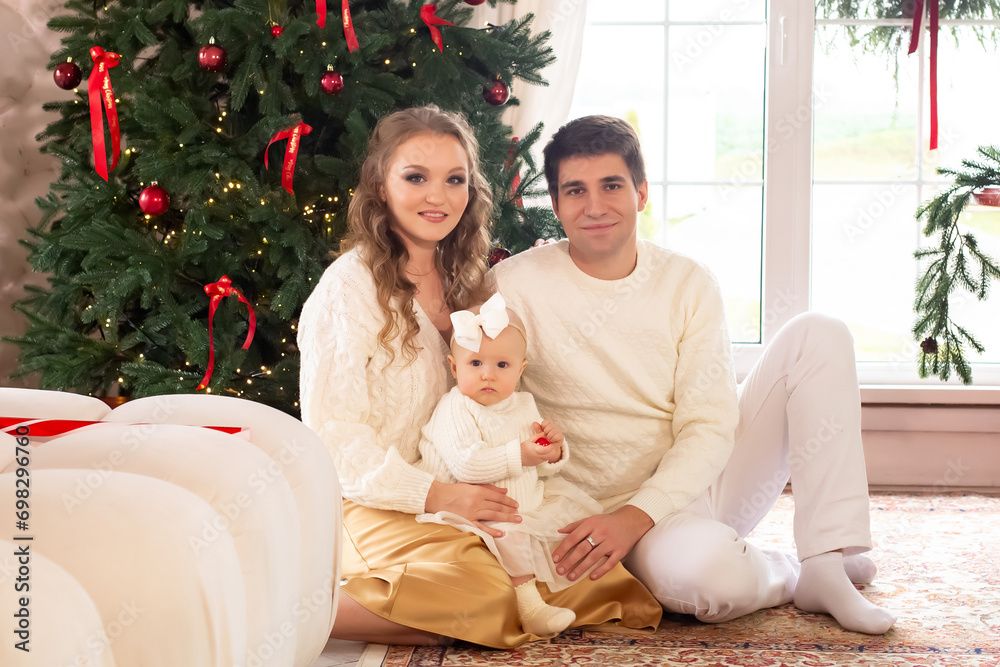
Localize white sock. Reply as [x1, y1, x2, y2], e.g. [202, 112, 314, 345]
[514, 579, 576, 637]
[794, 552, 896, 634]
[843, 553, 878, 584]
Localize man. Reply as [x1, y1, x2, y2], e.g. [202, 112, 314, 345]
[492, 115, 895, 635]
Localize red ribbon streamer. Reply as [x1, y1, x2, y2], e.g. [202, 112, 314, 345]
[342, 0, 360, 52]
[420, 5, 455, 53]
[197, 275, 256, 391]
[0, 417, 246, 439]
[88, 46, 122, 181]
[265, 121, 313, 195]
[316, 0, 327, 27]
[908, 1, 939, 150]
[505, 137, 523, 207]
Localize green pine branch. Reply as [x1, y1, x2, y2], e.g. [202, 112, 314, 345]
[912, 145, 1000, 384]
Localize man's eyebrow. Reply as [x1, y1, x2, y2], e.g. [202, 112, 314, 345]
[559, 174, 627, 190]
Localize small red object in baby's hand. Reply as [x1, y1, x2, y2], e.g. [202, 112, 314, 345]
[535, 437, 551, 446]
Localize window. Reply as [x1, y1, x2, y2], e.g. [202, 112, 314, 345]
[569, 0, 1000, 385]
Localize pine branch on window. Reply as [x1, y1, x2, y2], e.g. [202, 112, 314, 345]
[913, 146, 1000, 383]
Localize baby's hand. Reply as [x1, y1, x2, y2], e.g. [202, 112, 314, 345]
[538, 440, 563, 464]
[520, 437, 561, 466]
[520, 436, 552, 466]
[536, 419, 564, 447]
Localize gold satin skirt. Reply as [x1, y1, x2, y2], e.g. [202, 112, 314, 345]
[340, 500, 663, 648]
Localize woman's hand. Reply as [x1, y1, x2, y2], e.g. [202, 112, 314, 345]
[424, 479, 520, 538]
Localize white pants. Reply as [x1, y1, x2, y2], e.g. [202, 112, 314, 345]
[624, 313, 873, 623]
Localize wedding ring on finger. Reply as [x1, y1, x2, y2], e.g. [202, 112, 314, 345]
[585, 536, 598, 549]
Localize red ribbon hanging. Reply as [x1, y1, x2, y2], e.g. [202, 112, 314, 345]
[420, 5, 455, 53]
[265, 121, 313, 195]
[88, 46, 122, 181]
[317, 0, 359, 52]
[505, 137, 523, 207]
[342, 0, 360, 52]
[197, 275, 256, 391]
[908, 1, 939, 150]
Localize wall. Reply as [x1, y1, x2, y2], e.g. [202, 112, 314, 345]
[0, 0, 68, 388]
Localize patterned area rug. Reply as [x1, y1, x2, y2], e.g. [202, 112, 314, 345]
[363, 493, 1000, 667]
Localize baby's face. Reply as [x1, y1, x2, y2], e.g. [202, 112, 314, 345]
[449, 328, 527, 407]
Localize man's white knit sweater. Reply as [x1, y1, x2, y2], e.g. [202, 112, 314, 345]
[298, 249, 446, 515]
[492, 239, 740, 525]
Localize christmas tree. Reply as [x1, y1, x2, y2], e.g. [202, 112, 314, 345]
[9, 0, 560, 415]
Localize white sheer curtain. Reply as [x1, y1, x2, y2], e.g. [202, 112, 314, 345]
[470, 0, 587, 150]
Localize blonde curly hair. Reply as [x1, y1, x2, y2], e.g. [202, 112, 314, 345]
[341, 105, 493, 362]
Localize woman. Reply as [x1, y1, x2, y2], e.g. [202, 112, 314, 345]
[297, 105, 661, 647]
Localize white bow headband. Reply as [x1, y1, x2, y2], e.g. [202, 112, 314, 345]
[450, 293, 512, 353]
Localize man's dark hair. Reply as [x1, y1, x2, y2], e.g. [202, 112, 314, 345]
[542, 115, 646, 200]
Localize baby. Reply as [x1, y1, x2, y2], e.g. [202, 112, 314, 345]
[417, 293, 603, 637]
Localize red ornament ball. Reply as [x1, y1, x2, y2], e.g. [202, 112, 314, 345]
[488, 246, 511, 267]
[535, 437, 551, 446]
[320, 70, 345, 95]
[198, 43, 227, 73]
[271, 25, 284, 39]
[483, 79, 510, 106]
[139, 185, 171, 216]
[53, 61, 83, 90]
[464, 0, 487, 4]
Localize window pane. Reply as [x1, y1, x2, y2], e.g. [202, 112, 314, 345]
[570, 25, 665, 182]
[812, 184, 921, 363]
[587, 0, 664, 23]
[668, 24, 765, 182]
[639, 184, 665, 245]
[666, 185, 763, 343]
[569, 11, 765, 346]
[933, 27, 1000, 170]
[670, 0, 765, 22]
[813, 25, 918, 180]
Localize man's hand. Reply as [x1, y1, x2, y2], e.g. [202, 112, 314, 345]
[552, 505, 654, 581]
[424, 480, 520, 538]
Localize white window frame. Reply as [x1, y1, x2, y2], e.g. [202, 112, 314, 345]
[751, 0, 1000, 390]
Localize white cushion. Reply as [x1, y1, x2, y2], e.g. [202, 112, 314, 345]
[19, 423, 301, 667]
[0, 388, 111, 470]
[1, 470, 246, 667]
[105, 394, 341, 667]
[0, 387, 111, 420]
[0, 538, 116, 667]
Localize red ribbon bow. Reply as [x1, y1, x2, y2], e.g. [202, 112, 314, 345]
[420, 5, 455, 53]
[197, 275, 256, 391]
[88, 46, 122, 181]
[908, 1, 939, 150]
[265, 121, 313, 195]
[316, 0, 326, 27]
